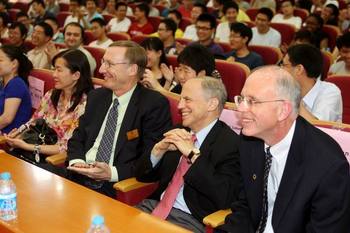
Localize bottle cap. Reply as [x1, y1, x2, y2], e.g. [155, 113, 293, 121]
[0, 172, 11, 180]
[92, 215, 104, 225]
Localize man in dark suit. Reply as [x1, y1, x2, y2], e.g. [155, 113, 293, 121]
[221, 66, 350, 233]
[136, 77, 241, 232]
[67, 41, 172, 197]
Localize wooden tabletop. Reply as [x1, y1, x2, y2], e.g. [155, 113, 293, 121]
[0, 152, 191, 233]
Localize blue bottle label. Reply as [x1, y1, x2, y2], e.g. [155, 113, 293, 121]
[0, 193, 17, 219]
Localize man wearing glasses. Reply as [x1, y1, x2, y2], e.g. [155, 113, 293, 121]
[67, 41, 172, 197]
[220, 66, 350, 232]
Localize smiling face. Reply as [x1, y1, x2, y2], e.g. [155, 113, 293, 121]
[52, 57, 79, 91]
[64, 25, 83, 48]
[0, 49, 16, 78]
[31, 25, 50, 47]
[196, 20, 214, 43]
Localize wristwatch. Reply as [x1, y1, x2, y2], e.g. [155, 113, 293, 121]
[187, 148, 200, 164]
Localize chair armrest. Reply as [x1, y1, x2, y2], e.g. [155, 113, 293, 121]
[45, 152, 67, 165]
[203, 209, 232, 228]
[113, 177, 155, 192]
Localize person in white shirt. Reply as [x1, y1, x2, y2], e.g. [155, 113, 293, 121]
[271, 0, 302, 29]
[27, 22, 53, 69]
[107, 2, 131, 33]
[215, 1, 238, 43]
[250, 7, 281, 48]
[183, 3, 207, 41]
[64, 0, 87, 28]
[146, 0, 160, 17]
[282, 44, 342, 122]
[329, 32, 350, 75]
[89, 18, 113, 49]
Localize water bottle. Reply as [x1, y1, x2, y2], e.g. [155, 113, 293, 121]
[0, 172, 17, 221]
[87, 215, 110, 233]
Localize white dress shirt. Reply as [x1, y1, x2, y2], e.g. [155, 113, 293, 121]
[69, 85, 137, 182]
[264, 120, 296, 233]
[108, 17, 131, 33]
[151, 119, 218, 214]
[303, 79, 343, 122]
[88, 39, 113, 49]
[271, 14, 302, 29]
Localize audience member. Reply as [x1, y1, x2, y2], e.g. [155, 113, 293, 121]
[225, 23, 264, 70]
[16, 12, 33, 39]
[0, 45, 32, 134]
[0, 12, 9, 38]
[128, 3, 154, 37]
[136, 77, 240, 233]
[66, 41, 172, 197]
[89, 18, 113, 49]
[183, 3, 207, 40]
[271, 0, 302, 29]
[31, 0, 55, 25]
[84, 0, 103, 29]
[27, 22, 53, 69]
[211, 0, 227, 19]
[146, 0, 160, 17]
[103, 0, 116, 15]
[6, 49, 93, 159]
[157, 18, 177, 55]
[8, 22, 29, 53]
[252, 0, 276, 12]
[44, 17, 64, 44]
[216, 1, 239, 43]
[161, 0, 180, 17]
[303, 13, 329, 50]
[282, 44, 342, 122]
[45, 0, 59, 16]
[250, 7, 281, 48]
[330, 32, 350, 75]
[178, 0, 193, 18]
[321, 3, 339, 26]
[64, 0, 86, 27]
[167, 10, 184, 38]
[107, 2, 131, 33]
[140, 37, 173, 90]
[221, 65, 350, 233]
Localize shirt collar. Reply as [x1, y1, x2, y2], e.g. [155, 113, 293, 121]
[193, 119, 218, 148]
[303, 78, 321, 110]
[112, 84, 137, 106]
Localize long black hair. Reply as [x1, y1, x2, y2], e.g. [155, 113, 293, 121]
[0, 45, 33, 85]
[51, 49, 93, 112]
[140, 37, 168, 66]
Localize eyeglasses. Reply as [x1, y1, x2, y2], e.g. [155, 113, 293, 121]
[101, 59, 128, 68]
[234, 95, 285, 108]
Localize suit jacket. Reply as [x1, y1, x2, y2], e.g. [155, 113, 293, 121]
[68, 84, 172, 181]
[222, 117, 350, 233]
[136, 120, 241, 221]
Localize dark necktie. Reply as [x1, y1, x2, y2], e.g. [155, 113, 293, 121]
[96, 98, 119, 163]
[256, 147, 273, 233]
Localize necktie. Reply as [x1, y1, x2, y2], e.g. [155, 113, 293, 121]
[96, 98, 119, 163]
[256, 147, 273, 233]
[152, 134, 197, 219]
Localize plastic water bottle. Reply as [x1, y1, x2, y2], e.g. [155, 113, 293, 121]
[87, 215, 110, 233]
[0, 172, 17, 221]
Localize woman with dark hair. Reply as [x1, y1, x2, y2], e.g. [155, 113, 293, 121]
[0, 45, 32, 134]
[303, 13, 329, 50]
[140, 37, 174, 90]
[321, 3, 339, 26]
[5, 49, 93, 157]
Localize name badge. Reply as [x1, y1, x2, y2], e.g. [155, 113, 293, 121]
[127, 129, 139, 140]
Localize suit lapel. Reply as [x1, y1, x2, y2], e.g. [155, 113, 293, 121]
[198, 121, 222, 154]
[272, 117, 305, 228]
[91, 90, 113, 138]
[114, 84, 141, 157]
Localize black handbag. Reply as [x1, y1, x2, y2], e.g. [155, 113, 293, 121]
[12, 118, 58, 164]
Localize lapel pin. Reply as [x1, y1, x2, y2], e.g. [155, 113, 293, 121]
[252, 174, 257, 180]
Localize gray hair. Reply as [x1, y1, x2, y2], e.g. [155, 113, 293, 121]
[201, 76, 227, 113]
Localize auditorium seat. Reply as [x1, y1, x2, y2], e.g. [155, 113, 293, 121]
[179, 17, 192, 32]
[8, 9, 20, 22]
[83, 46, 105, 78]
[57, 11, 72, 28]
[322, 25, 341, 52]
[107, 32, 130, 41]
[24, 40, 35, 51]
[246, 8, 259, 21]
[28, 69, 55, 110]
[175, 38, 192, 46]
[248, 45, 283, 65]
[102, 14, 114, 24]
[321, 50, 333, 80]
[160, 91, 182, 125]
[12, 1, 29, 12]
[131, 35, 149, 44]
[148, 16, 161, 33]
[270, 22, 296, 45]
[326, 75, 350, 124]
[293, 8, 309, 22]
[217, 42, 232, 53]
[59, 3, 70, 11]
[84, 31, 95, 45]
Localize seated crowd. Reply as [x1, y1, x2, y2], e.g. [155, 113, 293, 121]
[0, 0, 349, 233]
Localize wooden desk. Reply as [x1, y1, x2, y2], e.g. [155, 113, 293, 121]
[0, 152, 191, 233]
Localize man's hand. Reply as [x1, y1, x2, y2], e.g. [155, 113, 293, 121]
[67, 162, 112, 181]
[163, 129, 194, 157]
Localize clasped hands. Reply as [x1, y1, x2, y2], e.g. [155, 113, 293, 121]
[152, 129, 195, 159]
[67, 161, 112, 181]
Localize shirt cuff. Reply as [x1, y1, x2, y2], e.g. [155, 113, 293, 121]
[150, 154, 161, 168]
[69, 159, 86, 166]
[110, 165, 119, 182]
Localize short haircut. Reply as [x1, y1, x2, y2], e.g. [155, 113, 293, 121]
[160, 18, 177, 36]
[307, 13, 324, 28]
[63, 22, 85, 43]
[178, 44, 216, 76]
[168, 9, 182, 21]
[140, 37, 167, 65]
[136, 3, 150, 17]
[35, 22, 54, 37]
[193, 3, 207, 14]
[44, 16, 59, 27]
[90, 17, 106, 26]
[109, 40, 147, 79]
[230, 22, 252, 45]
[31, 0, 45, 8]
[325, 3, 339, 17]
[287, 44, 323, 78]
[197, 13, 217, 29]
[85, 0, 97, 5]
[294, 29, 315, 45]
[223, 1, 239, 15]
[336, 32, 350, 49]
[201, 77, 227, 113]
[257, 7, 274, 21]
[115, 2, 127, 10]
[9, 22, 28, 38]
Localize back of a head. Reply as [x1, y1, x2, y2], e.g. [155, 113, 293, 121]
[287, 44, 323, 78]
[177, 43, 215, 77]
[109, 40, 147, 79]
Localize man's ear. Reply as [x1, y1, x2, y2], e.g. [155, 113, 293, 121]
[278, 101, 293, 121]
[127, 63, 138, 76]
[208, 97, 219, 112]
